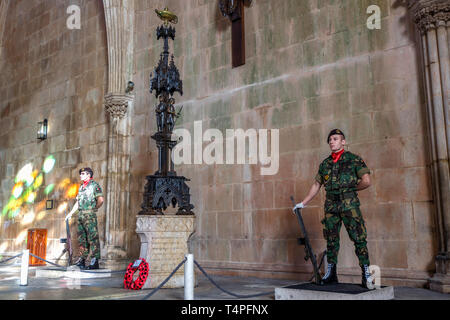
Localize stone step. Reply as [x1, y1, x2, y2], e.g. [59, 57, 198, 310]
[35, 267, 112, 279]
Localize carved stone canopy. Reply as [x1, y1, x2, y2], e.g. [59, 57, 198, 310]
[408, 0, 450, 32]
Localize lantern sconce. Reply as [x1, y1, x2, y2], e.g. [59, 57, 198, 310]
[37, 119, 48, 140]
[46, 200, 54, 210]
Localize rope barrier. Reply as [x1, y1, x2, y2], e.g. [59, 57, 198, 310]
[141, 257, 187, 300]
[29, 253, 67, 270]
[6, 251, 325, 299]
[79, 269, 127, 274]
[193, 260, 274, 299]
[0, 253, 23, 265]
[28, 253, 128, 273]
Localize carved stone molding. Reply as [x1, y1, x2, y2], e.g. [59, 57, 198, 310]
[136, 215, 195, 233]
[409, 0, 450, 32]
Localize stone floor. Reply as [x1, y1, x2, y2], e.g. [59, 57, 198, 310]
[0, 263, 448, 300]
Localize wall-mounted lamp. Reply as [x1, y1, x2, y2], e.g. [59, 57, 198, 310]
[46, 200, 54, 210]
[37, 119, 48, 140]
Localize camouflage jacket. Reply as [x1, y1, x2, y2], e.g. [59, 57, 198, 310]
[315, 151, 370, 212]
[76, 180, 103, 212]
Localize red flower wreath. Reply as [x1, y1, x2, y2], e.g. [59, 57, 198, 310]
[124, 258, 149, 290]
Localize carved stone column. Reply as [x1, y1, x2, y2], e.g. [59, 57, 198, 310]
[104, 94, 133, 265]
[102, 0, 135, 268]
[409, 0, 450, 293]
[0, 0, 10, 60]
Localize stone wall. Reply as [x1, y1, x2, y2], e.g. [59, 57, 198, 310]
[0, 0, 108, 259]
[0, 0, 439, 288]
[132, 0, 436, 286]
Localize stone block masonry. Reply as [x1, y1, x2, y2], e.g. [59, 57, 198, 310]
[0, 0, 108, 258]
[130, 0, 438, 287]
[0, 0, 444, 290]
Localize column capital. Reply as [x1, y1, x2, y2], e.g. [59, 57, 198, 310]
[104, 93, 133, 119]
[408, 0, 450, 33]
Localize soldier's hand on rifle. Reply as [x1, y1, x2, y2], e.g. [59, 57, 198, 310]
[293, 202, 304, 212]
[65, 202, 78, 221]
[64, 212, 73, 221]
[292, 181, 321, 213]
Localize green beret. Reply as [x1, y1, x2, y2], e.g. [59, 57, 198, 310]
[327, 129, 345, 143]
[79, 167, 94, 178]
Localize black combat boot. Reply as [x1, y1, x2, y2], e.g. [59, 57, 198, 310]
[361, 265, 375, 290]
[321, 263, 338, 285]
[86, 257, 99, 270]
[74, 257, 86, 269]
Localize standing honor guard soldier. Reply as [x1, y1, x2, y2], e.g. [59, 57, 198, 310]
[65, 167, 104, 270]
[293, 129, 376, 289]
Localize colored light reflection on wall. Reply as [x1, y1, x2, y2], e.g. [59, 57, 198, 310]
[33, 174, 44, 189]
[12, 183, 24, 199]
[15, 164, 33, 184]
[26, 192, 36, 204]
[21, 210, 35, 226]
[66, 184, 79, 199]
[42, 156, 56, 174]
[58, 178, 71, 189]
[0, 242, 8, 252]
[15, 229, 28, 245]
[44, 184, 55, 195]
[36, 211, 47, 221]
[57, 202, 68, 214]
[2, 155, 78, 224]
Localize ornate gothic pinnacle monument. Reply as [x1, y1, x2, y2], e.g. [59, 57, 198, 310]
[139, 8, 194, 216]
[135, 10, 196, 289]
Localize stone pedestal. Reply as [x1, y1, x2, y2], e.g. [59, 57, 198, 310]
[275, 283, 395, 300]
[135, 215, 195, 289]
[429, 253, 450, 293]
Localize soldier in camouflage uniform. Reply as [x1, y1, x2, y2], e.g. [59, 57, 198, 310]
[293, 129, 375, 289]
[65, 167, 104, 270]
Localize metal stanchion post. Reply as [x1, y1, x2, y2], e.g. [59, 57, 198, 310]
[184, 253, 194, 300]
[20, 249, 29, 286]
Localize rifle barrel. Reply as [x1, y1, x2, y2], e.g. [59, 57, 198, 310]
[290, 196, 322, 284]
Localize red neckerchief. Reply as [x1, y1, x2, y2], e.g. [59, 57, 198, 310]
[82, 178, 92, 188]
[331, 149, 345, 163]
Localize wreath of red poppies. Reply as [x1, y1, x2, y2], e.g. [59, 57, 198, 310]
[124, 258, 149, 290]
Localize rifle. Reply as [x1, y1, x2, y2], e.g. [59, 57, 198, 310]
[60, 209, 73, 267]
[290, 196, 322, 285]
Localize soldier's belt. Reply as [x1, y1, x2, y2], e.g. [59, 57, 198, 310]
[326, 192, 357, 201]
[79, 209, 98, 213]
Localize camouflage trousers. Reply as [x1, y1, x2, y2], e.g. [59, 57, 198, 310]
[321, 207, 370, 267]
[77, 210, 100, 259]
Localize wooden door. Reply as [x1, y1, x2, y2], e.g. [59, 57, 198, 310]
[27, 229, 47, 266]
